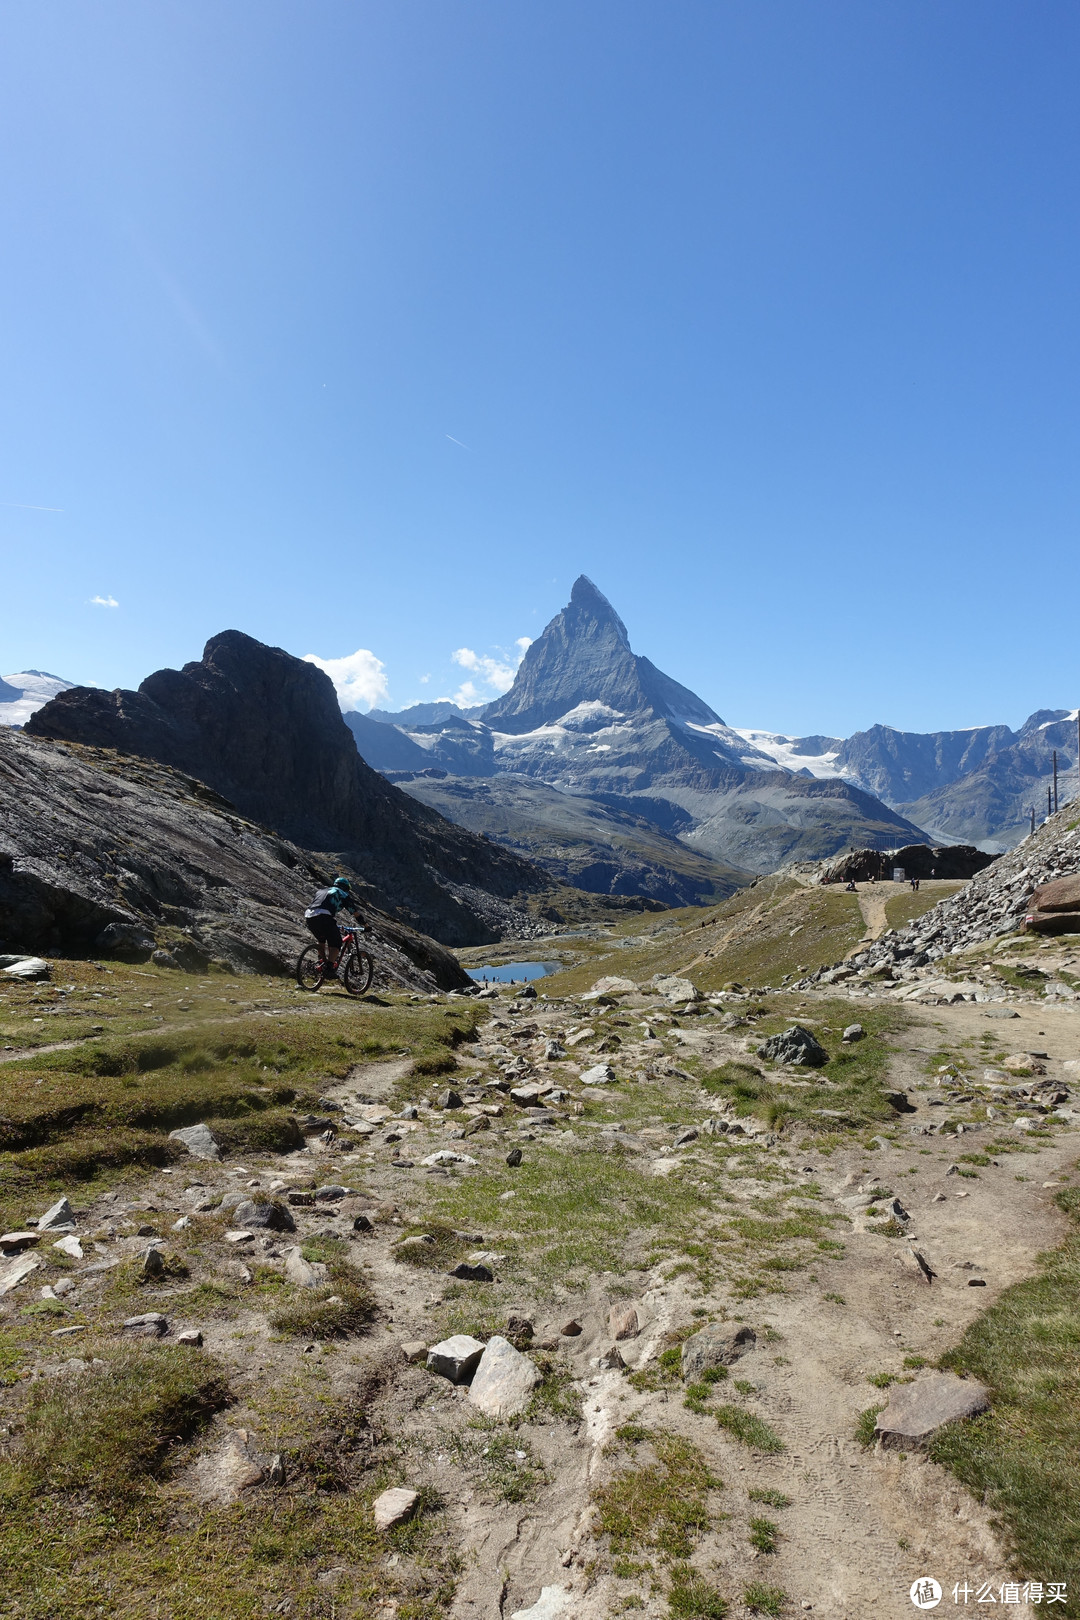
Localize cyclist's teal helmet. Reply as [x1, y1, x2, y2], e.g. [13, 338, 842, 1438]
[333, 876, 351, 892]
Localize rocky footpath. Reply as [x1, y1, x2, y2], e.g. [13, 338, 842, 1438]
[794, 803, 1080, 999]
[0, 727, 469, 989]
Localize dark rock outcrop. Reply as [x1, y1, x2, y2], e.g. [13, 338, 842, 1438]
[26, 631, 549, 944]
[0, 727, 470, 989]
[823, 845, 997, 884]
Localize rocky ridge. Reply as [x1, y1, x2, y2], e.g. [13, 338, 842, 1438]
[26, 631, 551, 946]
[794, 802, 1080, 1002]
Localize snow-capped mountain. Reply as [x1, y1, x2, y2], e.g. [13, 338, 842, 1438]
[0, 671, 74, 729]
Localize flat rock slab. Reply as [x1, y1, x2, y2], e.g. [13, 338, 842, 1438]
[421, 1151, 477, 1167]
[373, 1486, 419, 1531]
[191, 1432, 264, 1504]
[579, 1063, 617, 1086]
[681, 1323, 756, 1380]
[122, 1312, 169, 1337]
[3, 957, 51, 979]
[0, 1254, 40, 1295]
[876, 1373, 990, 1449]
[468, 1335, 541, 1420]
[427, 1334, 485, 1384]
[510, 1587, 571, 1620]
[169, 1123, 221, 1160]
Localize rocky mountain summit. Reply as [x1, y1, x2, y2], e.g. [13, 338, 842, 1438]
[359, 577, 931, 882]
[0, 727, 469, 988]
[25, 631, 550, 945]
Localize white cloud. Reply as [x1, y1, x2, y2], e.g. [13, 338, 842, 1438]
[451, 636, 532, 697]
[89, 595, 119, 608]
[303, 647, 389, 712]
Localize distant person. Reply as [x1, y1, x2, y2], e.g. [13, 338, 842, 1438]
[845, 879, 857, 892]
[303, 875, 358, 978]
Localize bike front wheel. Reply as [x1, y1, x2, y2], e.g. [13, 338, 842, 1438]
[343, 949, 374, 997]
[296, 945, 325, 992]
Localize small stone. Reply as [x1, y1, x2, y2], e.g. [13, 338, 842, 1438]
[608, 1304, 640, 1341]
[875, 1372, 989, 1448]
[284, 1247, 328, 1289]
[673, 1129, 698, 1148]
[449, 1262, 494, 1282]
[122, 1312, 168, 1337]
[469, 1335, 542, 1420]
[52, 1235, 83, 1260]
[233, 1200, 296, 1233]
[142, 1246, 166, 1279]
[505, 1314, 534, 1341]
[757, 1026, 828, 1068]
[421, 1151, 477, 1168]
[353, 1213, 375, 1233]
[224, 1230, 255, 1246]
[173, 1215, 191, 1231]
[560, 1319, 583, 1337]
[374, 1483, 420, 1529]
[168, 1123, 221, 1161]
[841, 1023, 865, 1042]
[681, 1323, 757, 1380]
[401, 1340, 428, 1363]
[427, 1334, 485, 1384]
[438, 1089, 464, 1110]
[38, 1197, 75, 1232]
[506, 1148, 523, 1167]
[0, 1232, 39, 1254]
[596, 1345, 625, 1370]
[267, 1453, 286, 1486]
[177, 1329, 204, 1346]
[287, 1190, 315, 1207]
[580, 1063, 618, 1086]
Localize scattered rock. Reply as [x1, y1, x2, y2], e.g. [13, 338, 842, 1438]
[287, 1190, 315, 1207]
[2, 957, 51, 980]
[544, 1040, 567, 1060]
[757, 1026, 828, 1068]
[875, 1373, 990, 1449]
[233, 1200, 297, 1233]
[681, 1323, 756, 1380]
[0, 1254, 40, 1295]
[449, 1262, 494, 1282]
[652, 975, 699, 1002]
[506, 1148, 523, 1167]
[587, 976, 637, 997]
[505, 1314, 534, 1341]
[438, 1089, 464, 1110]
[37, 1197, 75, 1232]
[141, 1246, 166, 1279]
[401, 1340, 428, 1363]
[284, 1247, 328, 1289]
[841, 1024, 865, 1042]
[580, 1063, 618, 1086]
[192, 1431, 264, 1503]
[673, 1128, 698, 1148]
[421, 1151, 477, 1167]
[596, 1345, 625, 1370]
[52, 1235, 83, 1260]
[373, 1486, 420, 1532]
[224, 1230, 255, 1246]
[122, 1312, 169, 1338]
[353, 1213, 375, 1233]
[426, 1334, 486, 1384]
[0, 1231, 39, 1254]
[468, 1334, 542, 1419]
[560, 1319, 582, 1337]
[168, 1123, 221, 1161]
[177, 1329, 204, 1346]
[608, 1304, 640, 1341]
[267, 1453, 286, 1486]
[314, 1185, 350, 1202]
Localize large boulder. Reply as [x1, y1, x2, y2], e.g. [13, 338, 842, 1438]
[468, 1335, 541, 1419]
[757, 1025, 828, 1068]
[681, 1323, 756, 1380]
[1026, 875, 1080, 933]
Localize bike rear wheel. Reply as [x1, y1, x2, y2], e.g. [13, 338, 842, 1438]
[296, 945, 326, 992]
[343, 949, 374, 997]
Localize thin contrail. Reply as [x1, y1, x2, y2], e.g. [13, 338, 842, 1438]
[0, 502, 63, 512]
[445, 435, 473, 451]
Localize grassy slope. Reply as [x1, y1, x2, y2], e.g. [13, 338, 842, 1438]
[930, 1182, 1080, 1614]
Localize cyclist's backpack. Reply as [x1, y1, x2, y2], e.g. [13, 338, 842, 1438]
[305, 887, 336, 920]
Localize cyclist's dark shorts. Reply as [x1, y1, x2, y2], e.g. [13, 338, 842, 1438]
[306, 914, 341, 949]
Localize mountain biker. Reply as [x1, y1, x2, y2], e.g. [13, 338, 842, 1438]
[304, 876, 358, 978]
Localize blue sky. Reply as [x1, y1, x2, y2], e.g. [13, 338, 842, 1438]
[2, 2, 1080, 735]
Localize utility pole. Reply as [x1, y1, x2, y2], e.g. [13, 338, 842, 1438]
[1048, 784, 1053, 820]
[1053, 749, 1059, 813]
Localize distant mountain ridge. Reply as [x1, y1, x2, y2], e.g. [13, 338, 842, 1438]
[354, 576, 932, 882]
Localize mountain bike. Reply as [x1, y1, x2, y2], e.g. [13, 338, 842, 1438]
[296, 924, 374, 997]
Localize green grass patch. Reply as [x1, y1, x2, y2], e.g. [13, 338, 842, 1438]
[714, 1407, 783, 1453]
[749, 1516, 780, 1553]
[269, 1258, 377, 1340]
[593, 1432, 722, 1559]
[743, 1581, 787, 1616]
